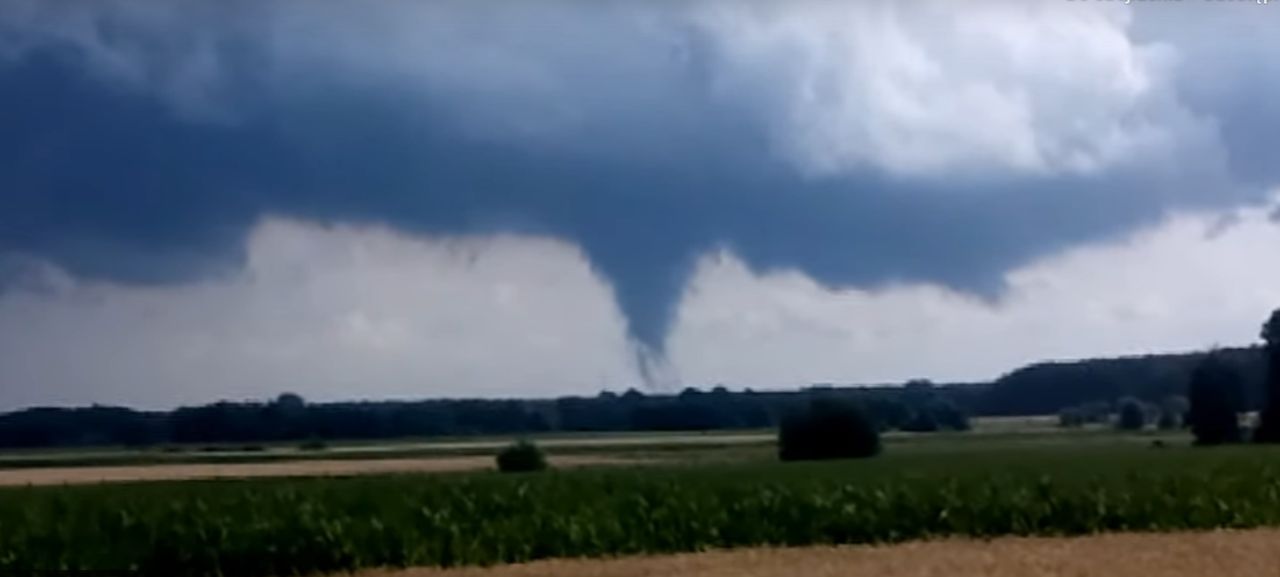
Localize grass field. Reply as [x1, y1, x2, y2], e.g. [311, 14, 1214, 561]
[361, 529, 1280, 577]
[1, 428, 1277, 576]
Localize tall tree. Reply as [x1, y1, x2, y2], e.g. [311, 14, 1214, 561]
[1253, 310, 1280, 442]
[1188, 352, 1243, 445]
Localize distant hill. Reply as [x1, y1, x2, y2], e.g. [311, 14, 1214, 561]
[978, 346, 1264, 416]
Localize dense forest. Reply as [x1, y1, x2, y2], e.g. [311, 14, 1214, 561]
[0, 346, 1266, 449]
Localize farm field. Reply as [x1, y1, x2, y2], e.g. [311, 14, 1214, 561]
[0, 416, 1136, 473]
[0, 454, 638, 487]
[0, 430, 775, 470]
[2, 429, 1278, 576]
[359, 529, 1280, 577]
[0, 422, 1184, 484]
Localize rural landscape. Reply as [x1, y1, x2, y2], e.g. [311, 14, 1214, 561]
[4, 1, 1279, 576]
[2, 311, 1280, 575]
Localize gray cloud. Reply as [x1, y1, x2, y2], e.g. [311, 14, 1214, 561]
[0, 0, 1275, 380]
[0, 222, 638, 409]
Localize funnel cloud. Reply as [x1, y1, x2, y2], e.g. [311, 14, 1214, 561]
[1, 1, 1279, 387]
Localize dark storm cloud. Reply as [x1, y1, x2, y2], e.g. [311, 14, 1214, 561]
[0, 1, 1272, 367]
[1130, 3, 1280, 188]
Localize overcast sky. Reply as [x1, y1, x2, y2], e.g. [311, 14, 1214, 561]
[1, 1, 1278, 409]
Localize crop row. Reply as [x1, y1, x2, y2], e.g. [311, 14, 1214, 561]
[2, 452, 1280, 576]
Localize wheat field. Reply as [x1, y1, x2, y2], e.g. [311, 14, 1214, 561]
[359, 529, 1280, 577]
[0, 455, 633, 486]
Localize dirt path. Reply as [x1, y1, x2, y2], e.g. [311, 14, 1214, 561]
[356, 529, 1280, 577]
[0, 455, 634, 486]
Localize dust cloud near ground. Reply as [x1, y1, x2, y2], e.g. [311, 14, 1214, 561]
[359, 529, 1280, 577]
[0, 455, 633, 486]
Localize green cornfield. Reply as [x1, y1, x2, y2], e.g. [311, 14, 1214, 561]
[3, 444, 1280, 576]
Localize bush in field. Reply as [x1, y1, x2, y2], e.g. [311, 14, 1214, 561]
[900, 410, 939, 432]
[496, 440, 548, 473]
[1116, 397, 1147, 431]
[779, 399, 880, 461]
[1189, 353, 1244, 445]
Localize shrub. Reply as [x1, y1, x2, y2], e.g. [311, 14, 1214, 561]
[1116, 398, 1147, 431]
[778, 399, 880, 461]
[900, 411, 939, 433]
[496, 440, 548, 473]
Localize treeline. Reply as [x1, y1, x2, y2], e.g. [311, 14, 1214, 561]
[983, 347, 1265, 416]
[0, 385, 975, 449]
[0, 346, 1266, 449]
